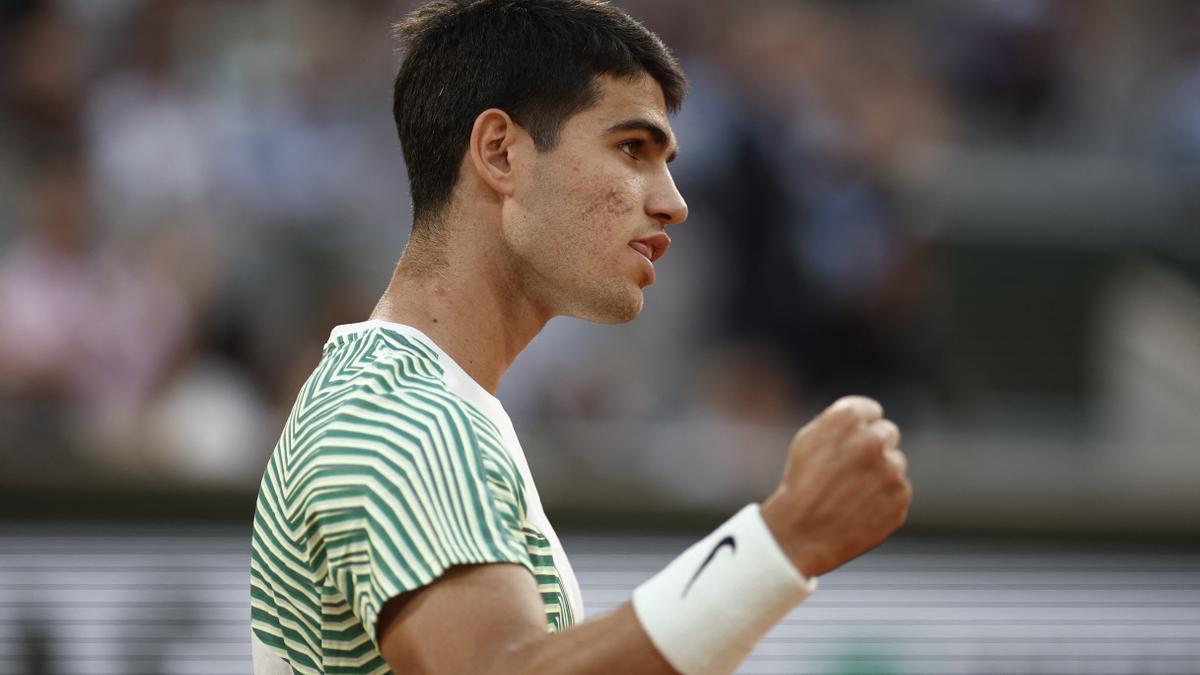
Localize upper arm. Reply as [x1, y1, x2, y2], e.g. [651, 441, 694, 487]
[376, 563, 683, 675]
[376, 562, 549, 675]
[312, 384, 533, 649]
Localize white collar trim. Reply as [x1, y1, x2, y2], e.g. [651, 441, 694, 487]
[327, 320, 504, 415]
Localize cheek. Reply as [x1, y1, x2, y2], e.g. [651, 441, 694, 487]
[523, 158, 639, 262]
[580, 183, 637, 222]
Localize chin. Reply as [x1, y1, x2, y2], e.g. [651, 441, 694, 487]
[568, 284, 644, 324]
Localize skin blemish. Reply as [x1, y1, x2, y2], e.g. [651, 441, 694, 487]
[581, 185, 634, 220]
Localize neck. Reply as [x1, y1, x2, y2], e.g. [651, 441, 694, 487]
[369, 226, 550, 396]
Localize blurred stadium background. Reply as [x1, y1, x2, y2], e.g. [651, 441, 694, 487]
[1, 0, 1198, 672]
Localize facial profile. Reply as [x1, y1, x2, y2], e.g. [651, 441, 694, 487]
[498, 73, 688, 325]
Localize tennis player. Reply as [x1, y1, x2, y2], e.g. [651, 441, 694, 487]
[249, 1, 911, 673]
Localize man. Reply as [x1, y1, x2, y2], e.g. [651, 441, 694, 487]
[249, 1, 912, 673]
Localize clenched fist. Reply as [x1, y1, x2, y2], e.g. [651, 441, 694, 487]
[760, 396, 912, 578]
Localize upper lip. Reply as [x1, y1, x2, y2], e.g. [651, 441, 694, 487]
[632, 232, 671, 263]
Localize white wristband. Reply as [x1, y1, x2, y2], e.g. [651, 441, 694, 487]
[631, 504, 818, 675]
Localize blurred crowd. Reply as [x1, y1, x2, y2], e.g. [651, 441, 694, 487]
[1, 0, 1198, 490]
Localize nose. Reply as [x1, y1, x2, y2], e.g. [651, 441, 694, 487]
[646, 168, 688, 227]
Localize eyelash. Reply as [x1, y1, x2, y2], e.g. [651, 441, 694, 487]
[618, 140, 643, 159]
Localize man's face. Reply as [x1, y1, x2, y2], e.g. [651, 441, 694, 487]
[501, 74, 688, 324]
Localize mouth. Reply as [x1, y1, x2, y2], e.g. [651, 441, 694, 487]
[629, 232, 671, 263]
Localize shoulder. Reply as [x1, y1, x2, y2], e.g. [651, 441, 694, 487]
[304, 328, 524, 503]
[316, 334, 507, 465]
[344, 345, 497, 435]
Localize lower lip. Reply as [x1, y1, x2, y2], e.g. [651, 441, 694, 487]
[629, 245, 655, 286]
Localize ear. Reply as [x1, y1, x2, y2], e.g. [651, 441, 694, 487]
[467, 108, 522, 201]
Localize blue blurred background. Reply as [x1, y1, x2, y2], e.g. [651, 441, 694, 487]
[1, 0, 1198, 672]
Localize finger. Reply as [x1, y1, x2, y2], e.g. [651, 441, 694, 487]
[884, 447, 908, 477]
[845, 420, 900, 459]
[823, 395, 883, 428]
[867, 419, 901, 450]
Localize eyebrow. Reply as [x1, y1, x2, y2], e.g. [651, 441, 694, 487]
[604, 118, 679, 163]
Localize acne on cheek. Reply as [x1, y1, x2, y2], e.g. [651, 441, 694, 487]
[580, 184, 636, 221]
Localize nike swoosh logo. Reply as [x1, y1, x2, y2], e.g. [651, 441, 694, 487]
[682, 535, 736, 597]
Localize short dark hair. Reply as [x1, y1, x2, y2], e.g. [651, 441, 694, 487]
[392, 0, 686, 227]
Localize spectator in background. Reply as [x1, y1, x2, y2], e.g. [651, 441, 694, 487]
[0, 154, 185, 475]
[0, 157, 96, 413]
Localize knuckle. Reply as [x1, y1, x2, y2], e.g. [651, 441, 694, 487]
[851, 433, 884, 464]
[877, 419, 901, 447]
[824, 404, 858, 428]
[831, 395, 861, 411]
[861, 427, 888, 453]
[864, 420, 899, 452]
[884, 473, 904, 493]
[863, 398, 884, 421]
[828, 395, 882, 423]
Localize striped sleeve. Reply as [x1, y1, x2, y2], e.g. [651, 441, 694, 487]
[307, 380, 533, 646]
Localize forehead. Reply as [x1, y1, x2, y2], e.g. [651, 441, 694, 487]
[568, 74, 674, 140]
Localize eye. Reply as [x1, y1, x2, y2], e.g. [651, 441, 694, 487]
[618, 139, 643, 159]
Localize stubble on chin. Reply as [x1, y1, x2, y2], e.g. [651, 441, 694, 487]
[515, 239, 645, 324]
[511, 256, 643, 324]
[568, 278, 644, 324]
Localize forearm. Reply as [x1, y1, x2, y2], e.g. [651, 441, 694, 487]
[495, 603, 678, 675]
[499, 504, 815, 675]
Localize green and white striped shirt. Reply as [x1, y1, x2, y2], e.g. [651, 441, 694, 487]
[250, 321, 583, 674]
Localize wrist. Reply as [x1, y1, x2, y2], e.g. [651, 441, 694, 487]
[632, 504, 817, 675]
[759, 497, 828, 579]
